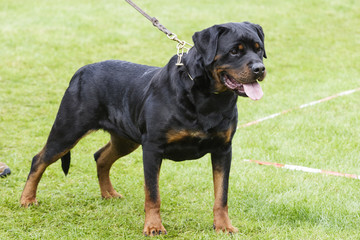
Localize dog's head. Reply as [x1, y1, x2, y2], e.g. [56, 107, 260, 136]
[192, 22, 267, 100]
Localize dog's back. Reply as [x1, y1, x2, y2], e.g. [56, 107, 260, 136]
[64, 60, 160, 141]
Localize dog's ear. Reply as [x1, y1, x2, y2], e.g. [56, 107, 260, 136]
[192, 25, 226, 66]
[251, 24, 267, 59]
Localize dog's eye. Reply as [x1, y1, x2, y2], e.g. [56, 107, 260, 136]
[230, 49, 238, 55]
[230, 44, 245, 56]
[230, 48, 241, 56]
[254, 43, 261, 52]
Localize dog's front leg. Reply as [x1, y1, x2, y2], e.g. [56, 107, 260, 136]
[211, 148, 239, 233]
[142, 149, 167, 236]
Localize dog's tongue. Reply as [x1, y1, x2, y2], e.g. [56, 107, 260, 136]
[243, 82, 263, 100]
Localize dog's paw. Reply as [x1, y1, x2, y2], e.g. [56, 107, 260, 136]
[213, 223, 239, 234]
[143, 222, 167, 236]
[20, 197, 38, 208]
[101, 191, 123, 199]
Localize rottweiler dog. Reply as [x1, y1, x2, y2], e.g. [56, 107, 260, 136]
[21, 21, 266, 235]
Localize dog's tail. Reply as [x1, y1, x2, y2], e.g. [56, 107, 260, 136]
[61, 151, 71, 176]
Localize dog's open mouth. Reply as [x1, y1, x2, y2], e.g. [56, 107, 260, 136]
[222, 74, 263, 100]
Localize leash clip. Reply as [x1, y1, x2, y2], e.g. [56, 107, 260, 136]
[167, 33, 193, 66]
[174, 39, 192, 66]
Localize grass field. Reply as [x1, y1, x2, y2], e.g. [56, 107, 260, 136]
[1, 0, 359, 239]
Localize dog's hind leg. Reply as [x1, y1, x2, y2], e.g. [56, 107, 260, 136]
[20, 124, 91, 207]
[20, 136, 89, 207]
[94, 133, 139, 199]
[20, 93, 96, 207]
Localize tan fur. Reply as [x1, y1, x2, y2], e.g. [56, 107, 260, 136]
[212, 170, 238, 233]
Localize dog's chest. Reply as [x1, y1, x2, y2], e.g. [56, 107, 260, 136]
[162, 127, 233, 161]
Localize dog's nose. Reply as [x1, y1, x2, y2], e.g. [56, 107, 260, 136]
[252, 63, 265, 76]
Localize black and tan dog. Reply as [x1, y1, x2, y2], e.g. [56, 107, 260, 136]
[21, 21, 266, 235]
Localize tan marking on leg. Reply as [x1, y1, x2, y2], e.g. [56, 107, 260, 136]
[96, 142, 120, 199]
[143, 180, 167, 236]
[212, 170, 238, 233]
[20, 130, 93, 207]
[20, 148, 48, 207]
[21, 145, 74, 207]
[96, 135, 139, 199]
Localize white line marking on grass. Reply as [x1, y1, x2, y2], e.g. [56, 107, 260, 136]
[238, 87, 360, 128]
[244, 159, 360, 180]
[240, 88, 360, 180]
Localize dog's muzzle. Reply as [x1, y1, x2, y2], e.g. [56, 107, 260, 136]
[222, 73, 264, 100]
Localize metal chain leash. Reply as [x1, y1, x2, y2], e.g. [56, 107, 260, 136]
[125, 0, 193, 66]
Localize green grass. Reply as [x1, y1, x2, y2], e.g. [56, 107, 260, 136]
[1, 0, 359, 239]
